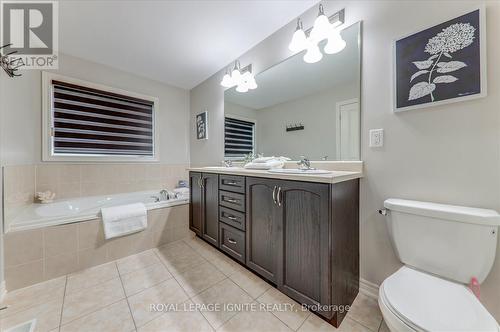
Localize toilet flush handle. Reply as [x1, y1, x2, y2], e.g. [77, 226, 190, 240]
[378, 208, 388, 216]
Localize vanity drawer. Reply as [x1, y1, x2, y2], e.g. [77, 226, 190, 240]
[219, 223, 245, 263]
[219, 190, 245, 213]
[219, 175, 245, 194]
[219, 206, 245, 231]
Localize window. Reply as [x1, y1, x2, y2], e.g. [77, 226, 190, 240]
[224, 116, 255, 159]
[42, 72, 159, 161]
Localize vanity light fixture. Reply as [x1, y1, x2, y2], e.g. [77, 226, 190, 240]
[288, 18, 308, 52]
[220, 60, 257, 93]
[290, 6, 346, 64]
[310, 4, 331, 42]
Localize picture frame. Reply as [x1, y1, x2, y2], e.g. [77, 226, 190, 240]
[196, 111, 208, 140]
[393, 7, 486, 112]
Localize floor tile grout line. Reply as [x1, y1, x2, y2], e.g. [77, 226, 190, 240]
[57, 276, 68, 332]
[116, 261, 139, 331]
[59, 263, 126, 328]
[377, 318, 384, 332]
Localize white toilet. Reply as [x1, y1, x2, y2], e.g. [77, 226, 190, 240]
[379, 199, 500, 332]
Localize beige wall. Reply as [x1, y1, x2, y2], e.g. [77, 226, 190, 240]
[190, 0, 500, 320]
[0, 53, 190, 165]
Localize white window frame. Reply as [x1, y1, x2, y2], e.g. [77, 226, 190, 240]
[42, 71, 160, 162]
[224, 113, 257, 161]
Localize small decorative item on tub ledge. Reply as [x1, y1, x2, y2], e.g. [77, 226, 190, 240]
[36, 191, 56, 204]
[286, 123, 304, 132]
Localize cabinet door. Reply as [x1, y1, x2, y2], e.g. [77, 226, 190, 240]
[276, 181, 330, 309]
[246, 177, 280, 283]
[201, 173, 219, 246]
[189, 172, 202, 236]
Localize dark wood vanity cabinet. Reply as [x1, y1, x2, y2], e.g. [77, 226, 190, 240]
[246, 178, 280, 283]
[245, 176, 359, 325]
[276, 181, 331, 313]
[189, 172, 219, 246]
[189, 171, 359, 327]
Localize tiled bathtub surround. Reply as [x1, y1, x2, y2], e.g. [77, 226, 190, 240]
[4, 205, 189, 291]
[3, 163, 189, 227]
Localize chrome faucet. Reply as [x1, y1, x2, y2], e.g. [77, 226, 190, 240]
[223, 160, 233, 167]
[160, 189, 177, 201]
[297, 156, 312, 170]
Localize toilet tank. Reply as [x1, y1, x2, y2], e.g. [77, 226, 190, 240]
[384, 199, 500, 284]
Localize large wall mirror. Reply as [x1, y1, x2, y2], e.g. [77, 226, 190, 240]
[224, 21, 361, 161]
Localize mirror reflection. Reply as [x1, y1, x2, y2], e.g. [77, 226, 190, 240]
[224, 22, 361, 161]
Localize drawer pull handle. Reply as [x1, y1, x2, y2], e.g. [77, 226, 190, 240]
[225, 198, 239, 203]
[227, 215, 238, 220]
[227, 238, 237, 244]
[226, 181, 238, 185]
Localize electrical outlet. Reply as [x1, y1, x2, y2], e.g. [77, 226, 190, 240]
[369, 129, 384, 148]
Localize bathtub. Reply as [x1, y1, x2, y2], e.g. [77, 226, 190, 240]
[7, 190, 189, 233]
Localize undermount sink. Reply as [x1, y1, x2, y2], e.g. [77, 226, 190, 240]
[267, 168, 332, 175]
[202, 166, 242, 171]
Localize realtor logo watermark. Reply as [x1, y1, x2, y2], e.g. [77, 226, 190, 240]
[1, 0, 58, 69]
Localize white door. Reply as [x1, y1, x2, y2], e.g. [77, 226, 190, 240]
[337, 100, 360, 160]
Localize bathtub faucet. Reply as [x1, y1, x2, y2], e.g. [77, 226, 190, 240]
[160, 189, 178, 201]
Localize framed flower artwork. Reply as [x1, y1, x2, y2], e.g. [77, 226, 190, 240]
[394, 8, 486, 112]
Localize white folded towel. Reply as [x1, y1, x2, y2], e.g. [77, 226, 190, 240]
[101, 203, 147, 240]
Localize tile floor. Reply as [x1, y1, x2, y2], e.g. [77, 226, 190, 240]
[0, 235, 389, 332]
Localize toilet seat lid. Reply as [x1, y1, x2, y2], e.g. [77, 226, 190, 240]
[382, 266, 499, 332]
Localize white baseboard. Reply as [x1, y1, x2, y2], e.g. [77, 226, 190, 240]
[359, 278, 379, 300]
[0, 280, 6, 302]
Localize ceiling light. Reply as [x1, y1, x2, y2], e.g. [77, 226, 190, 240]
[303, 43, 323, 64]
[288, 18, 307, 53]
[310, 4, 332, 42]
[324, 29, 346, 54]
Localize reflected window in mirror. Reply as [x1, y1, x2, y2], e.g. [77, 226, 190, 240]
[224, 115, 255, 159]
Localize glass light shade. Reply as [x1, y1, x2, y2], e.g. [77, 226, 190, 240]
[288, 28, 307, 52]
[231, 69, 242, 85]
[247, 77, 257, 90]
[310, 14, 331, 41]
[303, 44, 323, 63]
[324, 30, 346, 54]
[220, 73, 234, 88]
[236, 83, 249, 93]
[241, 70, 252, 81]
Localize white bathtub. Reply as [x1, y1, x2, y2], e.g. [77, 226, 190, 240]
[7, 190, 189, 233]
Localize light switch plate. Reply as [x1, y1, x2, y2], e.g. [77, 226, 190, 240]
[369, 129, 384, 148]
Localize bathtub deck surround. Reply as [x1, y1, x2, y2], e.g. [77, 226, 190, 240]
[0, 235, 387, 332]
[2, 163, 189, 231]
[7, 190, 189, 233]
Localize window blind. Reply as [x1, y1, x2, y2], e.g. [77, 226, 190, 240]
[51, 80, 154, 156]
[224, 117, 255, 158]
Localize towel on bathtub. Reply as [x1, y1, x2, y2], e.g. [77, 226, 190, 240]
[101, 203, 147, 240]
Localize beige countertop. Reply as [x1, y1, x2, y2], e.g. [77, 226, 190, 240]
[187, 166, 363, 184]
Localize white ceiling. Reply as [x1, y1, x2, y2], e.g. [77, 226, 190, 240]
[59, 0, 319, 89]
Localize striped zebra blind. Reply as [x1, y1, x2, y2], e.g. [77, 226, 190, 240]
[224, 117, 255, 158]
[51, 80, 155, 156]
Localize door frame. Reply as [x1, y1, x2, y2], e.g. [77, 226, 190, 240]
[335, 98, 359, 160]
